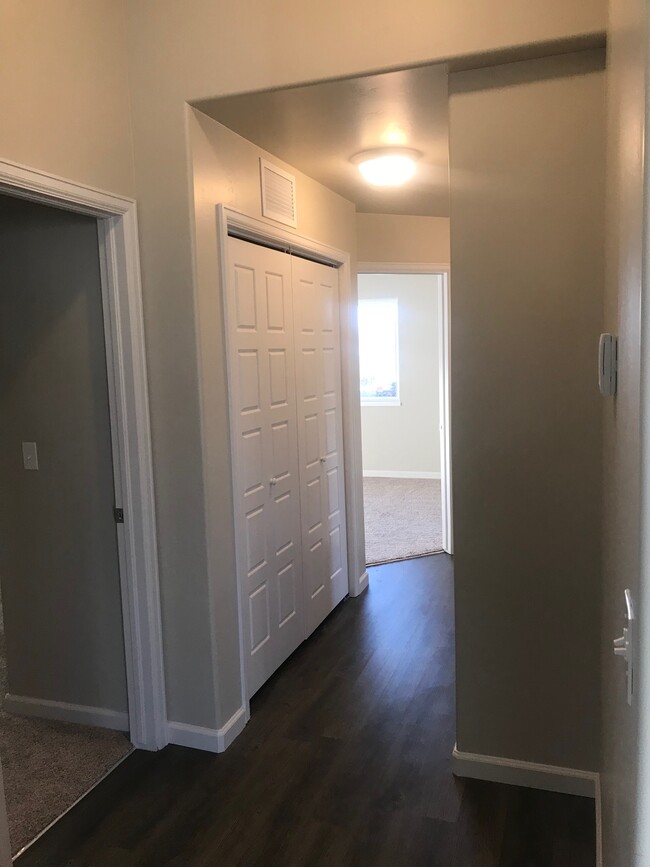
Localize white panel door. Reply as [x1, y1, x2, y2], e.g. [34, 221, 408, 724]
[292, 255, 349, 635]
[226, 237, 304, 697]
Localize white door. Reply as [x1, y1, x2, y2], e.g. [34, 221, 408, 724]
[292, 256, 349, 634]
[226, 237, 304, 697]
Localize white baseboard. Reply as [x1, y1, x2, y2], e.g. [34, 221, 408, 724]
[452, 744, 598, 798]
[4, 693, 129, 732]
[363, 470, 441, 479]
[358, 571, 369, 593]
[167, 706, 247, 753]
[219, 706, 247, 751]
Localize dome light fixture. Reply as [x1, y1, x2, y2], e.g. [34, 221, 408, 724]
[352, 147, 421, 187]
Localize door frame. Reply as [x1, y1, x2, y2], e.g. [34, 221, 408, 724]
[217, 205, 366, 710]
[357, 262, 453, 554]
[0, 158, 167, 751]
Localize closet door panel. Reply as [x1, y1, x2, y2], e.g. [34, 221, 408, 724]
[226, 238, 304, 697]
[293, 257, 348, 635]
[264, 254, 303, 671]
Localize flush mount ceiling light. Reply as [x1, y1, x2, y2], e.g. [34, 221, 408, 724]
[352, 148, 421, 187]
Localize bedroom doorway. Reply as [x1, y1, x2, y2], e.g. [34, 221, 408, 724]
[0, 158, 166, 858]
[358, 268, 452, 565]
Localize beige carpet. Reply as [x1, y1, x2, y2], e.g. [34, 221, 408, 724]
[0, 625, 132, 854]
[363, 477, 443, 565]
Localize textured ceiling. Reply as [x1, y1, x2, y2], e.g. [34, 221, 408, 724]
[196, 64, 449, 217]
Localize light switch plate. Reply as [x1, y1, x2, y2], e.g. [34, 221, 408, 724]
[22, 442, 39, 470]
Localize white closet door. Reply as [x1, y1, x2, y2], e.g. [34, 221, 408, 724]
[226, 237, 304, 697]
[292, 255, 349, 635]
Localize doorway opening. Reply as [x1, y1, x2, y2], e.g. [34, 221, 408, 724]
[0, 160, 166, 856]
[358, 268, 452, 565]
[0, 193, 134, 853]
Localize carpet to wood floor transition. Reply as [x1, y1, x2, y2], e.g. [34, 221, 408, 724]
[0, 625, 132, 855]
[363, 477, 443, 565]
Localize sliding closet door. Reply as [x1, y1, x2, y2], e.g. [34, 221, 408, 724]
[292, 256, 349, 635]
[226, 237, 304, 697]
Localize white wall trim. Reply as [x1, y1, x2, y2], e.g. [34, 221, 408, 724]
[438, 272, 453, 554]
[0, 158, 167, 751]
[358, 571, 369, 593]
[217, 706, 247, 751]
[595, 772, 603, 867]
[363, 470, 441, 480]
[357, 261, 450, 274]
[452, 745, 598, 798]
[4, 693, 129, 731]
[168, 707, 247, 753]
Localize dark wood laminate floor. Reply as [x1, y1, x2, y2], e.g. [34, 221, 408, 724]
[18, 555, 595, 866]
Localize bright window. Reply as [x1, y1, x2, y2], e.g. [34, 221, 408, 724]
[358, 298, 400, 406]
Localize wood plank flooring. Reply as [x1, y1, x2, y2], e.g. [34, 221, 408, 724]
[17, 555, 596, 866]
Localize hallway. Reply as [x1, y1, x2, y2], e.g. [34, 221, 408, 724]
[19, 557, 595, 866]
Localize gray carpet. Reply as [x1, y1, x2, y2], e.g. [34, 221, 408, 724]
[0, 624, 132, 854]
[363, 477, 443, 565]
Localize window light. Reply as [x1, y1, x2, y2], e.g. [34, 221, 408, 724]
[358, 298, 400, 406]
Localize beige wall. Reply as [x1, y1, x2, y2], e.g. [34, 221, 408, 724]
[601, 0, 645, 862]
[122, 0, 605, 728]
[0, 195, 127, 715]
[0, 1, 134, 197]
[188, 108, 359, 725]
[359, 273, 441, 476]
[357, 215, 450, 265]
[449, 51, 605, 770]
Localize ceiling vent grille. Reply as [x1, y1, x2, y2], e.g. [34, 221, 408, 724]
[260, 159, 297, 228]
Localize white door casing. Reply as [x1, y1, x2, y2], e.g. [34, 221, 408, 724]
[0, 158, 166, 751]
[292, 256, 349, 634]
[226, 237, 305, 697]
[438, 272, 453, 555]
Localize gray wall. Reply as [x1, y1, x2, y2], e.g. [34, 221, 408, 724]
[449, 51, 605, 770]
[0, 195, 127, 714]
[359, 273, 441, 475]
[601, 0, 645, 861]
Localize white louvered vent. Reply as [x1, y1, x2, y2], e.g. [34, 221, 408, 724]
[260, 159, 297, 228]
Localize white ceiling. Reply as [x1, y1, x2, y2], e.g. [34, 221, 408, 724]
[196, 64, 450, 217]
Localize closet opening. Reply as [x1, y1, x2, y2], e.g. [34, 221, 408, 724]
[218, 206, 364, 710]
